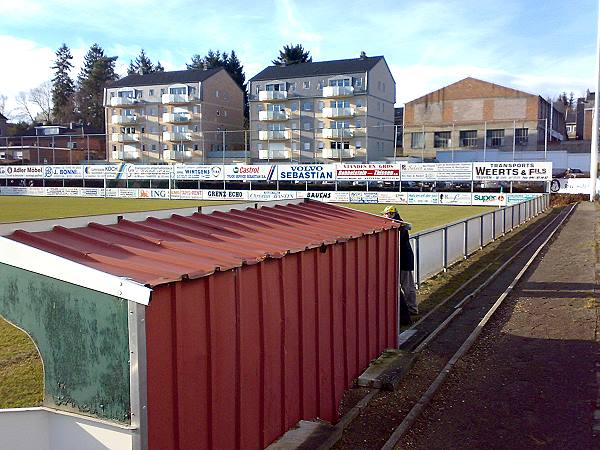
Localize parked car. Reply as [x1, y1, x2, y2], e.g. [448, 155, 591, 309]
[563, 168, 587, 178]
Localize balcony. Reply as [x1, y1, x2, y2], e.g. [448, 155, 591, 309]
[258, 110, 288, 121]
[162, 131, 193, 141]
[323, 86, 354, 97]
[110, 97, 137, 107]
[163, 150, 193, 161]
[161, 93, 193, 104]
[322, 128, 354, 139]
[322, 107, 355, 118]
[111, 133, 140, 143]
[258, 130, 291, 140]
[111, 114, 138, 125]
[162, 113, 192, 123]
[112, 149, 140, 160]
[258, 90, 288, 101]
[321, 148, 356, 159]
[258, 149, 291, 160]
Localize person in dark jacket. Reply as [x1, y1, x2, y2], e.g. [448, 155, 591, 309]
[383, 206, 418, 315]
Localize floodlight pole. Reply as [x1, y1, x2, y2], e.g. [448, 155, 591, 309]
[591, 0, 600, 201]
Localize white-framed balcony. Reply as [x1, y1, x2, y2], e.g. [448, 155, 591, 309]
[111, 114, 138, 125]
[323, 86, 354, 98]
[163, 150, 193, 161]
[258, 90, 288, 101]
[110, 97, 137, 107]
[258, 130, 292, 140]
[322, 107, 355, 118]
[321, 148, 356, 159]
[162, 113, 192, 123]
[258, 149, 291, 160]
[258, 110, 288, 121]
[112, 149, 140, 160]
[322, 128, 354, 139]
[162, 131, 193, 142]
[161, 93, 194, 104]
[111, 133, 140, 143]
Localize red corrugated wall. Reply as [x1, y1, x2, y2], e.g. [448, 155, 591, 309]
[145, 229, 398, 450]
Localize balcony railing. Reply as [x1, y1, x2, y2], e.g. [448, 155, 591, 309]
[111, 133, 140, 143]
[258, 90, 288, 101]
[161, 93, 193, 104]
[163, 150, 193, 160]
[162, 131, 193, 141]
[323, 86, 354, 97]
[322, 128, 354, 139]
[111, 115, 138, 125]
[162, 113, 192, 123]
[258, 130, 291, 140]
[258, 149, 291, 160]
[321, 148, 356, 159]
[112, 149, 140, 160]
[110, 97, 137, 107]
[322, 107, 355, 118]
[258, 110, 288, 121]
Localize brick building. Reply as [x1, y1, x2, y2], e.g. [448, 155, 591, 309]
[0, 113, 7, 138]
[402, 77, 566, 159]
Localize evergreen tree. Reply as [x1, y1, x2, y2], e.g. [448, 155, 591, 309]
[51, 43, 75, 124]
[155, 60, 165, 72]
[127, 49, 156, 75]
[77, 44, 118, 130]
[568, 92, 575, 110]
[272, 44, 312, 66]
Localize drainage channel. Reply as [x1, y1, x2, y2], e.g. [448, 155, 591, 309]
[325, 204, 575, 450]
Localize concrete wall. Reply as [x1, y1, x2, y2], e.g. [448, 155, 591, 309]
[0, 408, 135, 450]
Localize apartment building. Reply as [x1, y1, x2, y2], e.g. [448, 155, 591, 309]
[403, 77, 566, 159]
[104, 67, 244, 163]
[0, 113, 7, 138]
[248, 55, 396, 163]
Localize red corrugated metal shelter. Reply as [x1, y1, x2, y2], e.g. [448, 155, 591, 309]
[8, 200, 400, 449]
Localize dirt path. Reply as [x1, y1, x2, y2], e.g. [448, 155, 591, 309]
[397, 202, 600, 449]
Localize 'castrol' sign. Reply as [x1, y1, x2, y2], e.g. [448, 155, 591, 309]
[224, 164, 276, 181]
[335, 163, 400, 181]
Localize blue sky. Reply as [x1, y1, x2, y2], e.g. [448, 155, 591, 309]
[0, 0, 596, 117]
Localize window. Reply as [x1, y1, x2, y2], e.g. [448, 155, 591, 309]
[356, 140, 362, 148]
[291, 103, 298, 112]
[267, 104, 285, 112]
[303, 122, 312, 131]
[151, 144, 156, 151]
[382, 103, 385, 112]
[169, 87, 186, 95]
[318, 101, 324, 111]
[515, 128, 528, 145]
[331, 141, 350, 150]
[291, 121, 299, 130]
[460, 130, 477, 147]
[377, 81, 381, 90]
[194, 125, 199, 132]
[215, 90, 220, 97]
[328, 78, 351, 87]
[265, 83, 285, 91]
[304, 142, 310, 150]
[194, 144, 199, 151]
[257, 143, 263, 150]
[356, 78, 362, 87]
[356, 99, 363, 108]
[163, 144, 168, 150]
[162, 125, 167, 132]
[224, 110, 228, 117]
[217, 110, 220, 116]
[318, 141, 324, 149]
[190, 87, 197, 95]
[160, 88, 166, 94]
[382, 82, 386, 92]
[113, 145, 117, 151]
[356, 119, 362, 128]
[434, 131, 451, 148]
[486, 129, 505, 147]
[257, 104, 263, 112]
[255, 85, 260, 94]
[303, 102, 312, 111]
[149, 89, 154, 96]
[292, 142, 298, 151]
[411, 132, 424, 149]
[330, 100, 350, 108]
[303, 81, 310, 89]
[193, 106, 198, 113]
[289, 82, 296, 91]
[331, 120, 350, 129]
[318, 121, 324, 129]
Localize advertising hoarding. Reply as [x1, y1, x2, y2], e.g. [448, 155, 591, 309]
[174, 165, 223, 180]
[473, 162, 552, 181]
[471, 193, 507, 206]
[276, 165, 335, 181]
[336, 163, 400, 181]
[401, 163, 472, 181]
[224, 164, 276, 181]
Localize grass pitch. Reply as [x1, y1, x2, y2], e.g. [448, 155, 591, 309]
[0, 196, 494, 408]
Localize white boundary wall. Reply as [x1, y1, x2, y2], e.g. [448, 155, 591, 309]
[0, 407, 135, 450]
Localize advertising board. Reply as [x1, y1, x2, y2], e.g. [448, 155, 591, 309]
[297, 191, 351, 203]
[349, 192, 379, 203]
[123, 164, 172, 180]
[2, 165, 45, 179]
[549, 178, 594, 194]
[44, 165, 84, 179]
[401, 163, 472, 181]
[224, 164, 276, 181]
[276, 165, 335, 181]
[174, 165, 223, 180]
[506, 193, 542, 205]
[377, 192, 408, 204]
[473, 162, 552, 181]
[139, 188, 170, 199]
[336, 163, 400, 181]
[407, 192, 440, 204]
[471, 193, 507, 206]
[438, 192, 472, 205]
[247, 190, 297, 201]
[170, 189, 203, 200]
[203, 190, 249, 200]
[83, 165, 113, 179]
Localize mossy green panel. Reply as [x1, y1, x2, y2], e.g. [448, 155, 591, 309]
[0, 263, 130, 423]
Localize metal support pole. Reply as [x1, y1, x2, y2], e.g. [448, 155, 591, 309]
[544, 118, 548, 161]
[512, 120, 516, 161]
[483, 121, 487, 161]
[591, 0, 600, 201]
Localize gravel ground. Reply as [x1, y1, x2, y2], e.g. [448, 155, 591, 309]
[397, 202, 600, 449]
[333, 207, 572, 450]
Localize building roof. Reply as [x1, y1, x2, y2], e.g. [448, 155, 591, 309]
[249, 56, 384, 82]
[106, 67, 224, 88]
[7, 201, 399, 288]
[0, 113, 7, 121]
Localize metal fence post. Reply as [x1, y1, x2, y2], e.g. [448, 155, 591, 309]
[443, 226, 448, 271]
[414, 236, 420, 287]
[492, 211, 496, 241]
[463, 220, 468, 259]
[479, 215, 484, 249]
[502, 207, 506, 235]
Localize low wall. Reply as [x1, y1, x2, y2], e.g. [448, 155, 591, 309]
[0, 408, 135, 450]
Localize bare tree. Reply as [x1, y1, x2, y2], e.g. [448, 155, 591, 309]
[30, 81, 53, 123]
[0, 94, 7, 116]
[14, 91, 36, 123]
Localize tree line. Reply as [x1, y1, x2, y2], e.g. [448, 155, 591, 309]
[2, 43, 313, 134]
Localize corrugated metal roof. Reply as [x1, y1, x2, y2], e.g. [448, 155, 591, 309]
[7, 201, 398, 287]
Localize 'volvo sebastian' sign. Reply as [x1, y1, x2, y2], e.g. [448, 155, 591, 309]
[276, 165, 334, 181]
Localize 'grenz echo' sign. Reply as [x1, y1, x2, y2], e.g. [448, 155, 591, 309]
[473, 162, 552, 181]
